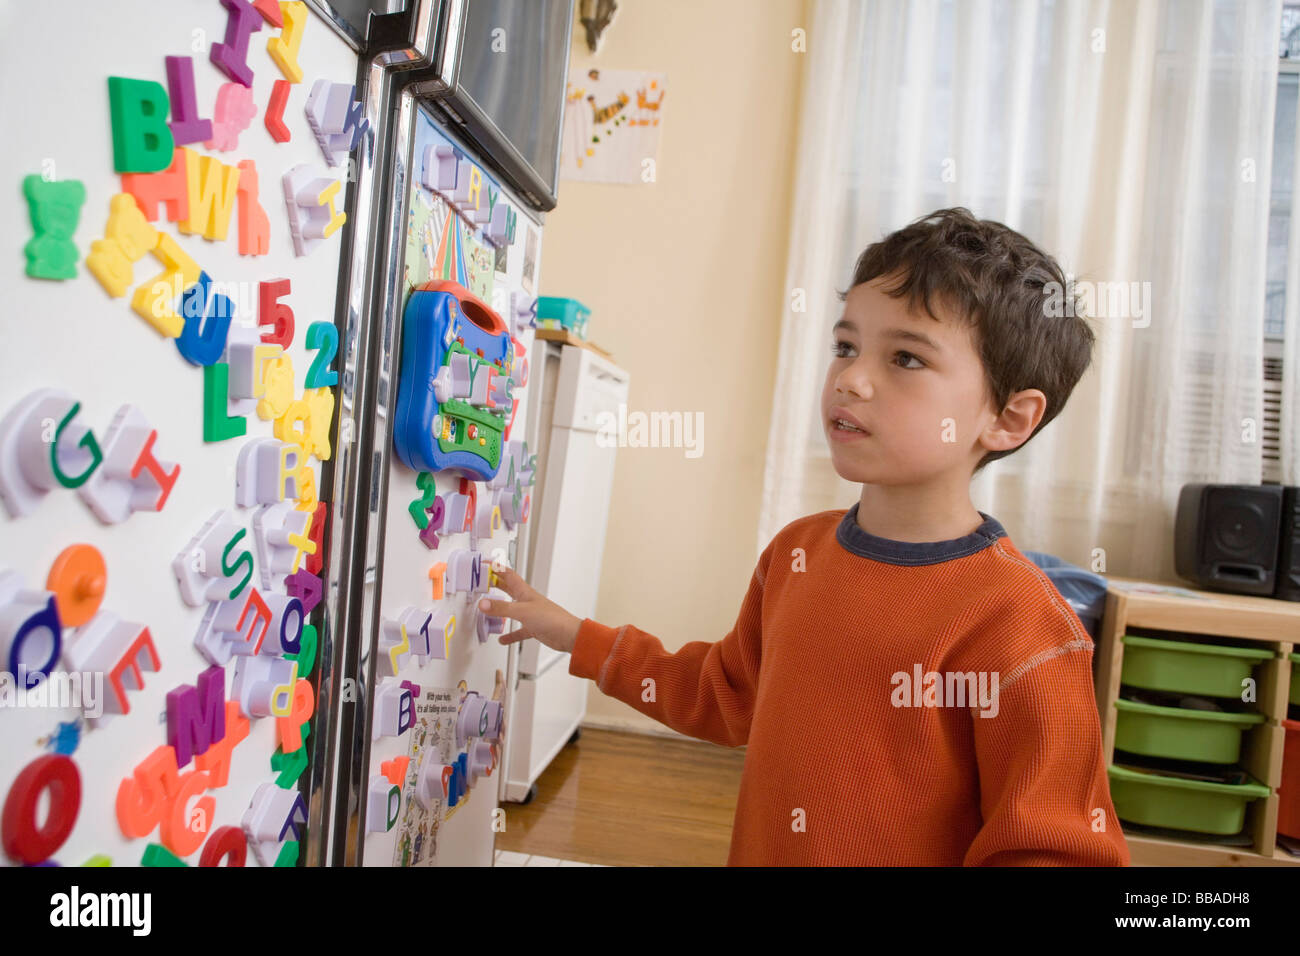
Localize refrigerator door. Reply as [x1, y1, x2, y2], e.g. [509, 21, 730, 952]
[0, 0, 364, 867]
[343, 97, 544, 866]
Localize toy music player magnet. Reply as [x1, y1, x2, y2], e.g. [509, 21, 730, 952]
[393, 280, 516, 479]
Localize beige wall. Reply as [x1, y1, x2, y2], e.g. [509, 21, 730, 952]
[537, 0, 808, 734]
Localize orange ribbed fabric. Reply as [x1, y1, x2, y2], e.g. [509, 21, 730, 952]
[568, 508, 1131, 866]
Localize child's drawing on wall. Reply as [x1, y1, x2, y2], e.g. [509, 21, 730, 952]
[561, 68, 667, 184]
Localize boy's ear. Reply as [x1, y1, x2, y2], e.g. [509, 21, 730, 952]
[981, 388, 1047, 453]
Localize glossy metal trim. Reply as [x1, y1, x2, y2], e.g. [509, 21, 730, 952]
[304, 53, 384, 869]
[347, 89, 412, 866]
[304, 0, 367, 50]
[297, 1, 370, 870]
[438, 0, 466, 87]
[413, 0, 574, 212]
[341, 85, 416, 867]
[310, 0, 448, 867]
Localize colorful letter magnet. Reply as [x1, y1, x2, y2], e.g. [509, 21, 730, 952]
[467, 740, 494, 784]
[393, 281, 513, 479]
[231, 653, 296, 718]
[76, 405, 179, 523]
[372, 679, 413, 740]
[0, 571, 62, 689]
[0, 389, 101, 518]
[242, 782, 306, 867]
[377, 607, 425, 678]
[235, 438, 303, 505]
[403, 609, 435, 666]
[256, 591, 304, 657]
[23, 175, 87, 280]
[488, 439, 536, 490]
[510, 291, 537, 337]
[444, 549, 485, 596]
[492, 486, 529, 530]
[224, 324, 281, 417]
[455, 690, 502, 749]
[173, 510, 251, 607]
[282, 164, 345, 256]
[367, 775, 400, 832]
[420, 608, 453, 663]
[62, 613, 159, 724]
[476, 588, 507, 644]
[193, 589, 269, 665]
[207, 83, 257, 151]
[485, 199, 516, 249]
[414, 758, 443, 811]
[421, 144, 459, 197]
[304, 79, 367, 166]
[251, 501, 312, 589]
[472, 494, 501, 542]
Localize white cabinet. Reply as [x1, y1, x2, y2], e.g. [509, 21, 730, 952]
[501, 340, 629, 802]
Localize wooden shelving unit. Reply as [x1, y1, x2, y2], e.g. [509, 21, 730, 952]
[533, 328, 613, 359]
[1095, 577, 1300, 866]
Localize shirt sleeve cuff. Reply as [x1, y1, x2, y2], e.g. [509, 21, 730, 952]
[569, 618, 621, 683]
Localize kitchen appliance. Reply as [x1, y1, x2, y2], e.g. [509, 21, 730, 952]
[0, 0, 576, 869]
[503, 341, 629, 803]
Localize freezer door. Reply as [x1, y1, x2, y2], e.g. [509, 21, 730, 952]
[0, 0, 370, 870]
[347, 97, 546, 866]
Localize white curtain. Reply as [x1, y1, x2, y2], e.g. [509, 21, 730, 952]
[761, 0, 1289, 584]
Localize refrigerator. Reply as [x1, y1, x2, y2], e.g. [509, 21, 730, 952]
[0, 0, 574, 868]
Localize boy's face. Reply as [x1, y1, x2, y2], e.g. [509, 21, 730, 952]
[821, 276, 999, 485]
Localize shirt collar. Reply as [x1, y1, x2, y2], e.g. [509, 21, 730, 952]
[835, 502, 1007, 566]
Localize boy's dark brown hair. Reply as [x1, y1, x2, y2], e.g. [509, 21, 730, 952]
[837, 206, 1094, 473]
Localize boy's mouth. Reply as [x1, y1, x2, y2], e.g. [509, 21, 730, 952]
[829, 407, 871, 436]
[829, 419, 870, 441]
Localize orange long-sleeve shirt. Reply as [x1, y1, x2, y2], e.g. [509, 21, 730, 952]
[568, 505, 1130, 866]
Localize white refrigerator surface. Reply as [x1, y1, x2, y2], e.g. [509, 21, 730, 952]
[357, 104, 544, 866]
[0, 0, 359, 867]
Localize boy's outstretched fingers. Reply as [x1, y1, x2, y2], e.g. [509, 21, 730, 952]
[499, 627, 530, 646]
[494, 566, 531, 598]
[480, 566, 533, 617]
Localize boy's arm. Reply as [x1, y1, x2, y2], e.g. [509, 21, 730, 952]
[964, 641, 1131, 866]
[566, 542, 773, 748]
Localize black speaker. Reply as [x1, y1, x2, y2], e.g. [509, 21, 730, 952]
[1174, 484, 1287, 598]
[1277, 485, 1300, 602]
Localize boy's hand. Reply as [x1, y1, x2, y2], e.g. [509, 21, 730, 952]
[478, 567, 583, 655]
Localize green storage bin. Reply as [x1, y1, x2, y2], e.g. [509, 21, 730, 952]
[1290, 653, 1300, 706]
[1108, 764, 1270, 835]
[1120, 634, 1271, 699]
[1114, 698, 1264, 764]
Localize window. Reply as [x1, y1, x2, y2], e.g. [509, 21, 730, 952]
[1263, 5, 1300, 482]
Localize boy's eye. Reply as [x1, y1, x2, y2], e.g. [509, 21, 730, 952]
[895, 351, 925, 369]
[830, 343, 926, 368]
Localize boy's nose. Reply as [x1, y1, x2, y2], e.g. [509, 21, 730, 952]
[835, 372, 872, 400]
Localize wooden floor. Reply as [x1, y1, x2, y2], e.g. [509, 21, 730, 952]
[495, 726, 746, 866]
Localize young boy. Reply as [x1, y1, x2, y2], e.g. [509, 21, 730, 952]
[479, 207, 1130, 866]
